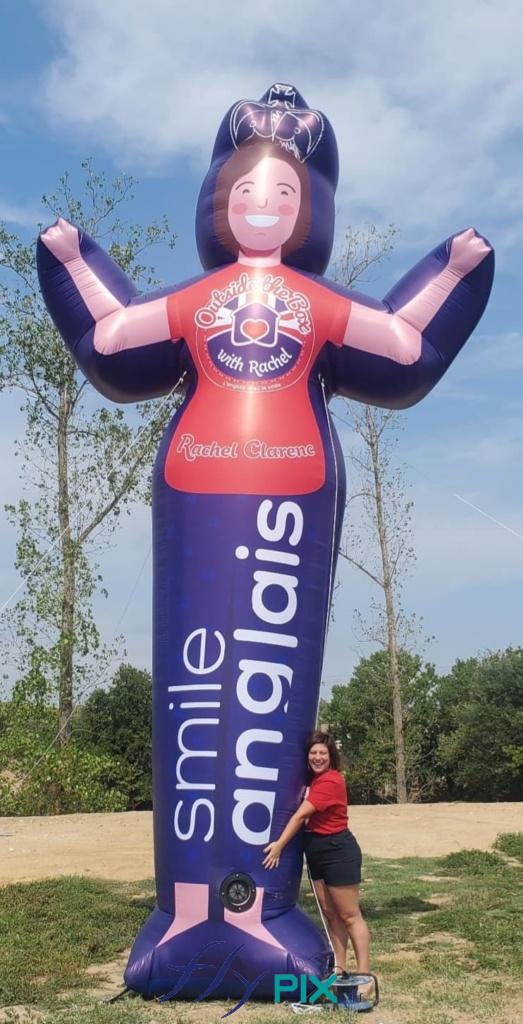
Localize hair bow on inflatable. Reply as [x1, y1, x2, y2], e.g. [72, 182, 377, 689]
[230, 88, 324, 163]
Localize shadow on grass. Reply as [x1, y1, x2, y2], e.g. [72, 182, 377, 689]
[365, 895, 439, 920]
[128, 896, 155, 910]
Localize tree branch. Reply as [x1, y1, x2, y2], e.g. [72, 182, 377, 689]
[338, 548, 384, 588]
[27, 366, 60, 420]
[77, 422, 163, 544]
[69, 377, 88, 414]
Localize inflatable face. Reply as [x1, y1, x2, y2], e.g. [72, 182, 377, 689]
[226, 152, 303, 255]
[196, 84, 337, 276]
[37, 82, 494, 1005]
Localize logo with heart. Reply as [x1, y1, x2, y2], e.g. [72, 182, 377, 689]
[231, 304, 278, 349]
[239, 319, 271, 344]
[196, 277, 312, 390]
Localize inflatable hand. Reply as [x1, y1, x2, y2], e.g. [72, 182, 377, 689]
[448, 227, 492, 277]
[40, 217, 81, 264]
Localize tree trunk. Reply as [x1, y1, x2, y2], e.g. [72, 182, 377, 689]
[368, 411, 408, 802]
[57, 380, 75, 746]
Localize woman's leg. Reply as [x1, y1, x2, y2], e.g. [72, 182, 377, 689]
[327, 884, 370, 973]
[312, 879, 350, 972]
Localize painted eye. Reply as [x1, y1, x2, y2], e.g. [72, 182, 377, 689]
[280, 189, 289, 196]
[241, 188, 251, 195]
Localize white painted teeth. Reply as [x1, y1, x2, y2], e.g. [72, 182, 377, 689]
[245, 215, 280, 227]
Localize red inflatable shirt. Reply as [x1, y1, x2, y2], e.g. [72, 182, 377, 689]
[166, 263, 350, 495]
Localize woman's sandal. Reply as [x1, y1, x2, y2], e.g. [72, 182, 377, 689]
[334, 966, 350, 980]
[333, 971, 378, 1005]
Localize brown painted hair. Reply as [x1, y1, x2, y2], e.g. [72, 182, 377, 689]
[213, 140, 311, 259]
[306, 730, 341, 780]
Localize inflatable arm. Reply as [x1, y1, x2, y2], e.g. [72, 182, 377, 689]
[327, 229, 494, 407]
[37, 219, 184, 403]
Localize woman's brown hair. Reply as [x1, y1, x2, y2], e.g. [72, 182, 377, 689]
[306, 730, 341, 779]
[213, 140, 311, 259]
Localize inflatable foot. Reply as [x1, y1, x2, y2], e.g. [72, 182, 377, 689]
[124, 882, 332, 1003]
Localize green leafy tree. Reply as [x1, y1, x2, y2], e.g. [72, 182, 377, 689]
[0, 162, 178, 748]
[0, 692, 128, 815]
[326, 647, 523, 803]
[437, 649, 523, 800]
[326, 650, 442, 803]
[76, 663, 152, 808]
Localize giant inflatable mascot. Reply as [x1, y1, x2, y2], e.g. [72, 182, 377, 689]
[38, 84, 494, 1003]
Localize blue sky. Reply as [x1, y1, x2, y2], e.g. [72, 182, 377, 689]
[1, 0, 522, 693]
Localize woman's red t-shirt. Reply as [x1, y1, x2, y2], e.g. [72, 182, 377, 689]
[305, 768, 348, 834]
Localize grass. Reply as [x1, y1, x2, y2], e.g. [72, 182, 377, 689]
[494, 831, 523, 861]
[0, 837, 522, 1024]
[0, 876, 149, 1007]
[439, 848, 513, 875]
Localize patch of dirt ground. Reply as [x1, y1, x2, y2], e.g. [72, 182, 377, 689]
[0, 802, 521, 884]
[0, 1010, 44, 1023]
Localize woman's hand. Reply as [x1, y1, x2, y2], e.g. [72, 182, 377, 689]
[262, 801, 314, 869]
[263, 841, 283, 869]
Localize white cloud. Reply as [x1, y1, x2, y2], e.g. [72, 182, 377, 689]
[38, 0, 523, 241]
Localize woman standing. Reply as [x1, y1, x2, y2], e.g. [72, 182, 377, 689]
[263, 731, 369, 979]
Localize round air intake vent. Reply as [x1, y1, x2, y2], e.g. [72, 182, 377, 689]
[219, 872, 256, 913]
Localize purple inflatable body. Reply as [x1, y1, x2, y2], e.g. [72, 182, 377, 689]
[37, 84, 494, 1004]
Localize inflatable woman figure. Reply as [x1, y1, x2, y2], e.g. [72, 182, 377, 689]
[37, 84, 494, 1002]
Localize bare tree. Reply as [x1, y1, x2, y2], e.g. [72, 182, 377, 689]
[333, 223, 418, 803]
[332, 222, 398, 290]
[339, 407, 418, 802]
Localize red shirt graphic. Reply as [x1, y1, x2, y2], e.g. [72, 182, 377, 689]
[166, 264, 350, 495]
[306, 769, 348, 835]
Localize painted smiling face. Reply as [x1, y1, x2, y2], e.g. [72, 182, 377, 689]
[227, 156, 302, 255]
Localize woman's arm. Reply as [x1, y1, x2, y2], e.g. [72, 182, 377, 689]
[328, 228, 494, 409]
[37, 219, 184, 403]
[263, 798, 316, 869]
